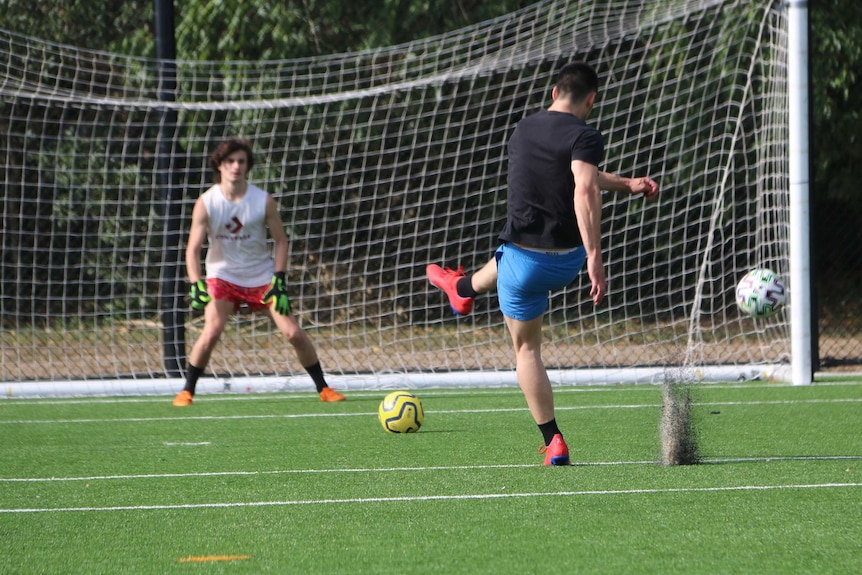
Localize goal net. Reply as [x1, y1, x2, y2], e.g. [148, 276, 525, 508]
[1, 0, 791, 396]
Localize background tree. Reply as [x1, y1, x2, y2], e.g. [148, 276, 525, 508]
[0, 1, 528, 60]
[809, 0, 862, 331]
[1, 0, 860, 352]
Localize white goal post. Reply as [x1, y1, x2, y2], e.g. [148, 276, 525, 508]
[1, 0, 799, 397]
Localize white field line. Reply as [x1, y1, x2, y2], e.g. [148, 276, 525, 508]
[2, 482, 861, 514]
[1, 397, 860, 426]
[2, 455, 861, 484]
[2, 379, 859, 407]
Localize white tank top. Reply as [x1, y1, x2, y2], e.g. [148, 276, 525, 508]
[201, 183, 274, 287]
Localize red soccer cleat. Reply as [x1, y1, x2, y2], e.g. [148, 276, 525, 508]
[539, 434, 570, 466]
[426, 264, 474, 315]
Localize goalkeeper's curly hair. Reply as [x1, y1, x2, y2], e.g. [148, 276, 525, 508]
[209, 137, 255, 182]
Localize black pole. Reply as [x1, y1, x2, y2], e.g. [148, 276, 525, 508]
[806, 1, 819, 373]
[155, 0, 185, 377]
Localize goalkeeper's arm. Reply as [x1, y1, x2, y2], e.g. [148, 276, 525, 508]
[186, 197, 211, 311]
[261, 193, 292, 316]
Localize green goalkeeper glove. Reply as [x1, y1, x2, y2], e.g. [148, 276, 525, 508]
[262, 272, 291, 316]
[189, 280, 211, 311]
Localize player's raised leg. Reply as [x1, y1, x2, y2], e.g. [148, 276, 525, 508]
[426, 257, 498, 315]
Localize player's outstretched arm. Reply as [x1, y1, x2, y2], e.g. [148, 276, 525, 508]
[597, 171, 659, 201]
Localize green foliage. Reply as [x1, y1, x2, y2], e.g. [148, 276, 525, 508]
[3, 0, 853, 210]
[809, 1, 862, 323]
[0, 0, 148, 52]
[0, 0, 526, 325]
[811, 0, 862, 202]
[1, 0, 859, 344]
[174, 2, 307, 61]
[0, 0, 526, 60]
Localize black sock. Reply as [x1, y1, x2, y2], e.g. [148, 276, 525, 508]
[538, 419, 562, 446]
[183, 363, 205, 395]
[305, 362, 328, 393]
[456, 276, 479, 298]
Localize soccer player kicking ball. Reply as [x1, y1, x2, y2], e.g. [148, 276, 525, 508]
[173, 138, 345, 406]
[432, 63, 649, 465]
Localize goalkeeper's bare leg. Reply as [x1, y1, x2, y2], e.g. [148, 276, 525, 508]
[268, 309, 345, 402]
[173, 298, 234, 406]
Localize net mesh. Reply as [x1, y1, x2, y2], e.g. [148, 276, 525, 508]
[0, 0, 791, 392]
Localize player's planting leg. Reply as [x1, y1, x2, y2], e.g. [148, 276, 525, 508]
[540, 433, 570, 466]
[505, 314, 570, 466]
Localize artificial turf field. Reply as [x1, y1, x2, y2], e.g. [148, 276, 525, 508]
[1, 380, 860, 574]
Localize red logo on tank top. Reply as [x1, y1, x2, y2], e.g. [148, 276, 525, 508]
[226, 217, 244, 234]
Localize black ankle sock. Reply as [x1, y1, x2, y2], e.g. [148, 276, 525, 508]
[305, 362, 327, 393]
[456, 276, 479, 298]
[183, 363, 205, 395]
[538, 419, 561, 446]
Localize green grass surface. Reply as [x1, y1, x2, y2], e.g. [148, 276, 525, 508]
[2, 381, 861, 574]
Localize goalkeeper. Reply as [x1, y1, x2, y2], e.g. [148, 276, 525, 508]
[173, 138, 345, 406]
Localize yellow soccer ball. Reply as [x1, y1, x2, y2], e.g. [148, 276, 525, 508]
[378, 391, 424, 433]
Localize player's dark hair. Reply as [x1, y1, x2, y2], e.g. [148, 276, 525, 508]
[209, 138, 254, 182]
[555, 62, 599, 103]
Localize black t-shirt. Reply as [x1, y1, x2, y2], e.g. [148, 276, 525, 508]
[498, 110, 604, 249]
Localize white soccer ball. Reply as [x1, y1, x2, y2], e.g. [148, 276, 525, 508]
[735, 268, 786, 319]
[378, 391, 424, 433]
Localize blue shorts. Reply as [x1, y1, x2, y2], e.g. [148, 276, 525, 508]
[496, 242, 587, 321]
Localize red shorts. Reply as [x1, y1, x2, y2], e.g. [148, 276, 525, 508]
[207, 278, 270, 312]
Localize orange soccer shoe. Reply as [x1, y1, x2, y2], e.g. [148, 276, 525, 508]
[426, 264, 474, 315]
[539, 434, 570, 466]
[319, 387, 346, 402]
[172, 390, 193, 407]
